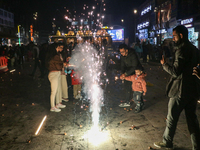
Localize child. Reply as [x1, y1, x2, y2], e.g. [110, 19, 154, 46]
[70, 69, 82, 100]
[120, 68, 147, 113]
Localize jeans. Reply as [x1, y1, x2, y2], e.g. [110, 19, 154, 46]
[163, 97, 200, 149]
[133, 91, 144, 110]
[124, 80, 132, 103]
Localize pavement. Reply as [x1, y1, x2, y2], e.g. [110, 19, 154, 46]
[0, 61, 200, 150]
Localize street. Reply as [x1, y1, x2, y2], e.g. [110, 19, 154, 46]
[0, 61, 200, 150]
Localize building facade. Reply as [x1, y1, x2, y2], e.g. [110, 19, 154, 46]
[136, 0, 200, 48]
[0, 8, 16, 45]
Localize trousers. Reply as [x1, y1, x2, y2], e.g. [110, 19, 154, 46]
[163, 97, 200, 150]
[48, 71, 62, 108]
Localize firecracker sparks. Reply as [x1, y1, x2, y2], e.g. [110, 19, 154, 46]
[35, 115, 47, 135]
[69, 43, 104, 130]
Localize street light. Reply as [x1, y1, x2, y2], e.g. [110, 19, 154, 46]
[133, 9, 137, 42]
[121, 19, 124, 27]
[134, 9, 137, 14]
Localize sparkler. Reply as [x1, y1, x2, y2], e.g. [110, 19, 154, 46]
[9, 69, 15, 73]
[35, 115, 47, 135]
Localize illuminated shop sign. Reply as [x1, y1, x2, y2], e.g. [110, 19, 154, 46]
[141, 5, 151, 16]
[137, 21, 149, 30]
[139, 29, 148, 39]
[181, 18, 193, 25]
[156, 29, 167, 34]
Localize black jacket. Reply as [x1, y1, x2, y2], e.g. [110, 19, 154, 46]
[121, 49, 142, 76]
[163, 41, 199, 99]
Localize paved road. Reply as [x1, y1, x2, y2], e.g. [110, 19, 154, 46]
[0, 61, 200, 150]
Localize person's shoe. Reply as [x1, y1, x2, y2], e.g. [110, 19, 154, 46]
[119, 103, 130, 107]
[141, 104, 145, 110]
[154, 142, 173, 150]
[62, 98, 69, 102]
[56, 103, 66, 108]
[50, 107, 61, 112]
[135, 109, 141, 113]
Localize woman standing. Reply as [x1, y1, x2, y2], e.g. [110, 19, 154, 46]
[46, 43, 66, 112]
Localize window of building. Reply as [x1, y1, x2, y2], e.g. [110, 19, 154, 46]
[5, 20, 8, 25]
[0, 18, 3, 24]
[4, 11, 7, 17]
[0, 10, 3, 16]
[8, 13, 11, 18]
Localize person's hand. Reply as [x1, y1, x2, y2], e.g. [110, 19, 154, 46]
[63, 62, 67, 67]
[143, 92, 146, 96]
[160, 55, 165, 65]
[121, 74, 126, 79]
[193, 64, 200, 79]
[120, 75, 124, 80]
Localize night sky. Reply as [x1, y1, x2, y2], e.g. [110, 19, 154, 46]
[3, 0, 146, 41]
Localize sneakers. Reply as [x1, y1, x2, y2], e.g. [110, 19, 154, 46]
[56, 103, 66, 108]
[75, 94, 82, 100]
[62, 98, 69, 102]
[50, 107, 61, 112]
[119, 103, 130, 107]
[154, 141, 173, 150]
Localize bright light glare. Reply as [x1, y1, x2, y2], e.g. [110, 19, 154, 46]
[35, 115, 47, 135]
[82, 126, 109, 146]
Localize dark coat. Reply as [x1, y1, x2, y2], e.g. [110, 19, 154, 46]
[121, 49, 143, 76]
[163, 41, 199, 99]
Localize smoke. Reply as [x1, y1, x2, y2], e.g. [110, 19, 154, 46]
[69, 42, 103, 128]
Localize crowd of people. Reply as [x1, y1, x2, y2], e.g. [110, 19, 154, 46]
[1, 25, 200, 149]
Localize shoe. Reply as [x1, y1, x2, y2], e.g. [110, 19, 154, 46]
[62, 98, 69, 102]
[135, 109, 141, 113]
[154, 142, 173, 150]
[50, 107, 61, 112]
[56, 103, 66, 108]
[119, 103, 130, 107]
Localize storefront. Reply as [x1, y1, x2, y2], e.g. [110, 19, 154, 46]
[136, 21, 150, 42]
[181, 17, 199, 48]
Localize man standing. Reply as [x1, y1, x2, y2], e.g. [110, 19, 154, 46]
[154, 25, 200, 150]
[119, 43, 143, 107]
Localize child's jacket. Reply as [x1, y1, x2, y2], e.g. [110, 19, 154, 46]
[70, 69, 82, 85]
[125, 73, 147, 93]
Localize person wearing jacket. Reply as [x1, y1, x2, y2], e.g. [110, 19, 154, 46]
[46, 43, 66, 112]
[120, 67, 147, 113]
[154, 25, 200, 150]
[119, 43, 143, 107]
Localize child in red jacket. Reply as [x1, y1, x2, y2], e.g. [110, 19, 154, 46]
[120, 68, 147, 113]
[70, 69, 82, 99]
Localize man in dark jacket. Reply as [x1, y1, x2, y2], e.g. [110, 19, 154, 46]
[119, 43, 143, 107]
[154, 25, 200, 150]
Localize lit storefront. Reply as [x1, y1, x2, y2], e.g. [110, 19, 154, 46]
[137, 21, 150, 42]
[181, 17, 199, 48]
